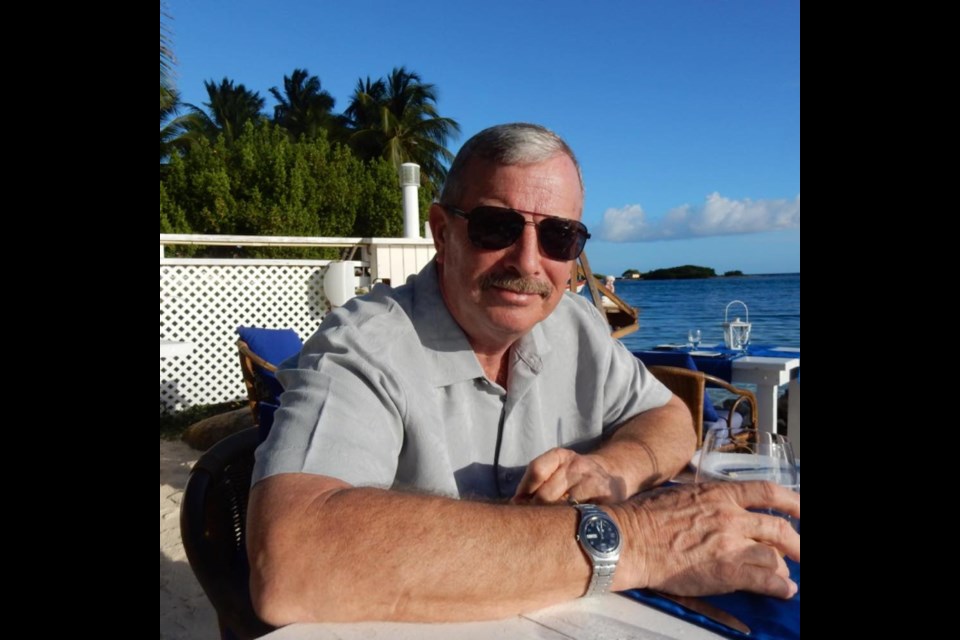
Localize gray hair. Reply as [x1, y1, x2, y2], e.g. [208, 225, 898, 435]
[439, 123, 584, 205]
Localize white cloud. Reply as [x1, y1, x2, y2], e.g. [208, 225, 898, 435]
[597, 193, 800, 242]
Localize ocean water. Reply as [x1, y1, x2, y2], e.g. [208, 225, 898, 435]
[593, 274, 801, 351]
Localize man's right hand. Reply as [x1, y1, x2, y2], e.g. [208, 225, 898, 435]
[610, 481, 800, 599]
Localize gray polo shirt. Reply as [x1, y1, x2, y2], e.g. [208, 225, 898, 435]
[253, 260, 671, 499]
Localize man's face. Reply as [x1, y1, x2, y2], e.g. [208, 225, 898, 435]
[429, 154, 584, 351]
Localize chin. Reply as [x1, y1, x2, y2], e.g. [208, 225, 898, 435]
[484, 307, 549, 336]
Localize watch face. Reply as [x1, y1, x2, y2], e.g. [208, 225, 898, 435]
[583, 515, 620, 554]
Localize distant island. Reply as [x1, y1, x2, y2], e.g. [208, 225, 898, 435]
[640, 265, 716, 280]
[619, 265, 747, 280]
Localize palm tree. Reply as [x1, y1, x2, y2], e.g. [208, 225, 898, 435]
[178, 78, 266, 146]
[160, 2, 175, 110]
[345, 67, 460, 190]
[160, 2, 179, 161]
[160, 86, 182, 162]
[269, 68, 341, 142]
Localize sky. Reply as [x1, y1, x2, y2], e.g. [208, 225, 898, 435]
[164, 0, 800, 275]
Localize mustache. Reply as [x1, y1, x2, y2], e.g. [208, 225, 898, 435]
[479, 273, 553, 298]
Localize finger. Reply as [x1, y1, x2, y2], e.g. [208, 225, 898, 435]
[513, 449, 572, 500]
[736, 540, 790, 575]
[735, 561, 798, 599]
[532, 453, 613, 504]
[531, 466, 580, 504]
[745, 511, 801, 562]
[724, 481, 801, 519]
[772, 553, 791, 580]
[512, 469, 538, 503]
[517, 447, 577, 496]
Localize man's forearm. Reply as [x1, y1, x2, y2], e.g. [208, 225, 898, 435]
[591, 395, 696, 493]
[248, 473, 593, 625]
[249, 470, 801, 625]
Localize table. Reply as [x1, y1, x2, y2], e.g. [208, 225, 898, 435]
[634, 348, 800, 438]
[160, 340, 195, 358]
[729, 355, 800, 435]
[260, 592, 725, 639]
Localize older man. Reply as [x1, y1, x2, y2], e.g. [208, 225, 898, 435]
[248, 123, 800, 624]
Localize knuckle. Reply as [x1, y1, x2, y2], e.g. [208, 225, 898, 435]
[710, 559, 739, 584]
[774, 515, 793, 537]
[711, 533, 742, 556]
[527, 465, 548, 482]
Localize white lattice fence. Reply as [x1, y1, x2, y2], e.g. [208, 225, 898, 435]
[160, 260, 333, 412]
[160, 234, 436, 413]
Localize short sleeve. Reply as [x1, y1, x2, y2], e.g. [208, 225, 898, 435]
[252, 320, 408, 488]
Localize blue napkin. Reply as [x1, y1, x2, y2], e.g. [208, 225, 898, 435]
[622, 559, 800, 639]
[632, 349, 736, 394]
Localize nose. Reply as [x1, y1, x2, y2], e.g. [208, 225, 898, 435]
[503, 219, 541, 276]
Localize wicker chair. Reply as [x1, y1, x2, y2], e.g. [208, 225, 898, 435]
[236, 339, 280, 424]
[180, 427, 275, 640]
[648, 365, 757, 446]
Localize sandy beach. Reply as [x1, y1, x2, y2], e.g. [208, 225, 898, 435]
[160, 438, 219, 639]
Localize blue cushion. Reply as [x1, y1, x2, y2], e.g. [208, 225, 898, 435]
[236, 327, 303, 403]
[632, 351, 720, 422]
[236, 327, 303, 366]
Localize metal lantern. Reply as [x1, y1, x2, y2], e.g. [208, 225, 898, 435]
[723, 300, 752, 351]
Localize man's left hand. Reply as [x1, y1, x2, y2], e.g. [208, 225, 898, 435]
[511, 448, 627, 505]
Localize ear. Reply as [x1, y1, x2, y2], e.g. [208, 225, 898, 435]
[429, 203, 448, 264]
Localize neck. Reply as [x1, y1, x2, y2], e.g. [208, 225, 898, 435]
[474, 347, 512, 388]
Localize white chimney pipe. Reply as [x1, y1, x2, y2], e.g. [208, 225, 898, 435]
[400, 163, 421, 239]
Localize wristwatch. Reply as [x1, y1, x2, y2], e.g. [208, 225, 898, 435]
[574, 504, 622, 596]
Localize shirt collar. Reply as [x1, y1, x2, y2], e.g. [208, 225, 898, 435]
[410, 261, 485, 386]
[408, 260, 554, 388]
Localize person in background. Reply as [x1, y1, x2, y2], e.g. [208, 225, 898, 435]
[247, 123, 800, 624]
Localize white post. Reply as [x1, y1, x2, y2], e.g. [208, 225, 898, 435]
[788, 378, 801, 457]
[400, 163, 421, 239]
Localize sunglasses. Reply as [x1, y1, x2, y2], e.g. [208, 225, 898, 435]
[441, 204, 591, 261]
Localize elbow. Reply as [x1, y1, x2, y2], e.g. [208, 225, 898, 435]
[248, 542, 312, 627]
[248, 543, 380, 625]
[246, 475, 357, 624]
[247, 490, 362, 624]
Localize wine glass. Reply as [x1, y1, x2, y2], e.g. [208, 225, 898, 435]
[696, 428, 799, 527]
[687, 329, 702, 349]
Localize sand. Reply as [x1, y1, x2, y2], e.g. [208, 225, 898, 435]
[160, 438, 219, 639]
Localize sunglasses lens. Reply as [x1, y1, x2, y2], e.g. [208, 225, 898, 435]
[467, 207, 525, 250]
[539, 219, 586, 260]
[462, 206, 588, 260]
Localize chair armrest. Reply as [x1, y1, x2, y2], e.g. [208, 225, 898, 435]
[236, 340, 281, 425]
[236, 340, 279, 373]
[701, 372, 758, 430]
[648, 365, 706, 446]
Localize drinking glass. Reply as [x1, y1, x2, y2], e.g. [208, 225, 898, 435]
[695, 428, 799, 527]
[687, 329, 702, 349]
